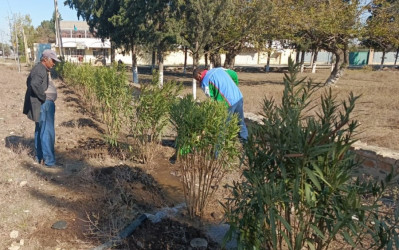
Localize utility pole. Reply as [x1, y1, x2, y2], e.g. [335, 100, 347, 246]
[54, 0, 64, 58]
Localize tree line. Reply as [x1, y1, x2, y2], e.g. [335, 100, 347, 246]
[6, 13, 57, 63]
[64, 0, 399, 85]
[6, 0, 399, 85]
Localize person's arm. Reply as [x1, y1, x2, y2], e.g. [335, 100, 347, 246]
[30, 67, 47, 102]
[201, 83, 211, 97]
[200, 72, 215, 99]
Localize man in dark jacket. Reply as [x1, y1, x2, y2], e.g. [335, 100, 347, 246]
[23, 49, 60, 166]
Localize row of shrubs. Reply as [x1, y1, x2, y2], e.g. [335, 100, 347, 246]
[56, 62, 182, 162]
[55, 60, 398, 249]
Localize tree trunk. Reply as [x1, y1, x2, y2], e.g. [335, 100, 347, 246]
[193, 41, 200, 68]
[300, 51, 305, 73]
[380, 49, 386, 70]
[205, 53, 208, 68]
[224, 41, 243, 69]
[158, 49, 164, 88]
[21, 27, 30, 64]
[325, 48, 347, 85]
[14, 23, 20, 72]
[394, 47, 399, 66]
[131, 40, 139, 84]
[211, 53, 221, 67]
[151, 49, 156, 71]
[193, 41, 199, 100]
[265, 40, 272, 72]
[183, 46, 187, 74]
[295, 48, 300, 63]
[309, 51, 314, 69]
[224, 52, 236, 69]
[110, 41, 115, 63]
[311, 50, 318, 74]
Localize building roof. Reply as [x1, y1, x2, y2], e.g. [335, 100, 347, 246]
[61, 38, 111, 49]
[60, 21, 89, 30]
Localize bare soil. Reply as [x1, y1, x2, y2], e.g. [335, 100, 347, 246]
[0, 62, 398, 249]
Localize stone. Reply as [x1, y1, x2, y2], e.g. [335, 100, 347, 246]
[19, 181, 27, 187]
[9, 230, 19, 239]
[51, 220, 68, 230]
[362, 159, 377, 168]
[190, 238, 208, 249]
[7, 244, 20, 250]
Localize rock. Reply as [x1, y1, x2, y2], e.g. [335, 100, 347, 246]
[51, 220, 68, 230]
[9, 230, 19, 239]
[19, 181, 27, 187]
[190, 238, 208, 249]
[210, 212, 223, 220]
[136, 240, 144, 249]
[206, 224, 237, 249]
[7, 243, 20, 250]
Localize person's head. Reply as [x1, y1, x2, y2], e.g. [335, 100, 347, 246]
[41, 49, 60, 69]
[193, 67, 205, 82]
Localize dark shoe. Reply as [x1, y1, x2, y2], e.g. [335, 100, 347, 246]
[45, 163, 62, 168]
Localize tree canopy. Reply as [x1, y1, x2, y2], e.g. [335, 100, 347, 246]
[12, 0, 397, 84]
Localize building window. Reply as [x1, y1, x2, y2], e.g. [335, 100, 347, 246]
[93, 49, 109, 58]
[61, 30, 71, 38]
[72, 30, 85, 38]
[67, 48, 85, 57]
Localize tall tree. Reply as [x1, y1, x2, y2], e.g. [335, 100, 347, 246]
[65, 0, 146, 83]
[362, 0, 399, 69]
[282, 0, 364, 85]
[35, 20, 56, 43]
[11, 14, 35, 63]
[143, 0, 184, 87]
[251, 0, 287, 72]
[181, 0, 232, 67]
[217, 0, 265, 69]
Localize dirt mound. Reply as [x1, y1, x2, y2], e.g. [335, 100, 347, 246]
[124, 218, 219, 249]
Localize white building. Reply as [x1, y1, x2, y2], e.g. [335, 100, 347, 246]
[56, 21, 111, 64]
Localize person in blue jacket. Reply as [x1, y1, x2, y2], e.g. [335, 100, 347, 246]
[193, 67, 248, 142]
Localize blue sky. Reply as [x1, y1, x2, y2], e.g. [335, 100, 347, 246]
[0, 0, 79, 43]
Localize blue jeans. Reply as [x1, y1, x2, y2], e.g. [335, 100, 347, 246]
[228, 98, 248, 141]
[35, 100, 56, 166]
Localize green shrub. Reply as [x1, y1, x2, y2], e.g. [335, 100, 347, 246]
[224, 59, 399, 250]
[57, 62, 132, 147]
[171, 96, 240, 218]
[129, 71, 182, 163]
[94, 64, 132, 146]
